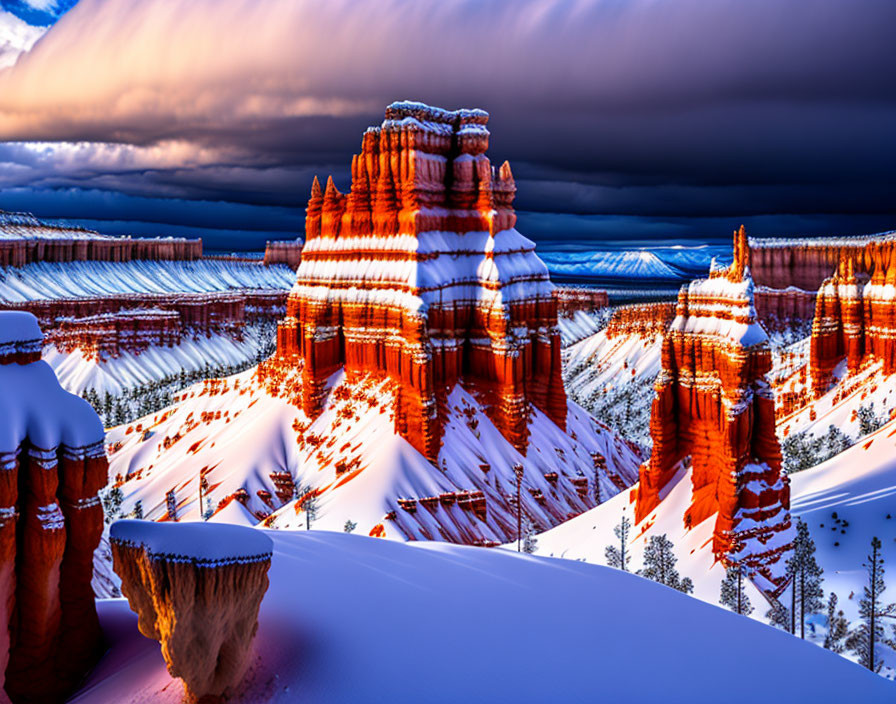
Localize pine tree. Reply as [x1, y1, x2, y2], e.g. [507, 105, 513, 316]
[605, 512, 632, 572]
[343, 519, 357, 533]
[100, 486, 124, 524]
[719, 564, 754, 616]
[787, 519, 824, 639]
[522, 517, 538, 554]
[847, 537, 895, 672]
[766, 599, 791, 631]
[638, 534, 693, 594]
[132, 500, 144, 520]
[299, 489, 319, 530]
[824, 592, 849, 653]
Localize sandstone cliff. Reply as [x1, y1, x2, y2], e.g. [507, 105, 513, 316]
[263, 240, 303, 270]
[605, 302, 676, 339]
[635, 227, 792, 593]
[110, 520, 272, 702]
[276, 102, 565, 459]
[0, 311, 106, 702]
[810, 243, 896, 392]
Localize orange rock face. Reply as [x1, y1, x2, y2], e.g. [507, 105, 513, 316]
[753, 286, 817, 332]
[605, 302, 676, 339]
[276, 102, 565, 459]
[635, 227, 792, 593]
[749, 231, 896, 291]
[0, 312, 106, 703]
[809, 242, 896, 391]
[263, 240, 303, 270]
[110, 521, 273, 702]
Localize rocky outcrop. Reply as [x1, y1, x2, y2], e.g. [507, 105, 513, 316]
[0, 311, 107, 703]
[110, 520, 272, 702]
[263, 240, 303, 270]
[276, 101, 565, 459]
[605, 302, 676, 339]
[0, 210, 202, 266]
[809, 243, 896, 392]
[635, 227, 792, 593]
[753, 286, 817, 332]
[749, 231, 896, 291]
[1, 290, 288, 360]
[553, 286, 609, 317]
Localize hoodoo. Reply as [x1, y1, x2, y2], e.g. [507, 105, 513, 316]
[0, 311, 106, 702]
[276, 101, 565, 459]
[635, 227, 792, 593]
[111, 520, 273, 702]
[809, 243, 896, 392]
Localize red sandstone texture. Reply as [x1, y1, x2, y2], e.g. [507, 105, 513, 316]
[635, 227, 792, 593]
[110, 520, 272, 702]
[0, 312, 107, 702]
[1, 291, 287, 360]
[605, 302, 676, 339]
[753, 287, 817, 332]
[749, 231, 896, 291]
[276, 102, 565, 459]
[0, 210, 201, 266]
[809, 243, 896, 392]
[263, 240, 303, 270]
[553, 286, 609, 317]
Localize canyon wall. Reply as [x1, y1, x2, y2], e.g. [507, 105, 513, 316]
[0, 211, 202, 266]
[0, 311, 107, 702]
[605, 302, 676, 339]
[809, 244, 896, 391]
[749, 232, 896, 291]
[276, 101, 565, 460]
[263, 240, 303, 270]
[553, 286, 609, 317]
[635, 227, 792, 593]
[753, 287, 817, 333]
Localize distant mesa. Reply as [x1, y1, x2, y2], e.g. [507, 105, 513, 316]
[636, 227, 793, 594]
[276, 101, 566, 459]
[0, 311, 107, 702]
[111, 520, 273, 702]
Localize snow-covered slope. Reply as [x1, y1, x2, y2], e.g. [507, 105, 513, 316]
[45, 322, 274, 396]
[562, 325, 663, 448]
[0, 258, 293, 301]
[541, 249, 688, 280]
[105, 361, 640, 545]
[74, 531, 891, 703]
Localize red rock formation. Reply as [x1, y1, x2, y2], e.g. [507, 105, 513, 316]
[263, 240, 303, 270]
[110, 520, 272, 702]
[753, 286, 817, 332]
[749, 231, 896, 291]
[605, 302, 676, 339]
[0, 311, 106, 703]
[635, 227, 792, 593]
[553, 286, 609, 317]
[809, 242, 896, 392]
[0, 210, 202, 266]
[276, 102, 565, 459]
[49, 309, 182, 361]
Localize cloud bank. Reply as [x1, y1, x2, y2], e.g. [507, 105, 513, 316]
[0, 0, 893, 245]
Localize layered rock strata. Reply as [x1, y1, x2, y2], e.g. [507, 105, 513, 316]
[276, 102, 565, 459]
[263, 240, 303, 270]
[0, 210, 201, 266]
[635, 227, 792, 592]
[0, 311, 106, 702]
[753, 287, 817, 332]
[749, 231, 896, 291]
[553, 286, 609, 317]
[110, 520, 273, 702]
[605, 302, 676, 339]
[809, 244, 896, 391]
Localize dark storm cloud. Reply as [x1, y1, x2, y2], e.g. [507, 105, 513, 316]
[0, 0, 892, 246]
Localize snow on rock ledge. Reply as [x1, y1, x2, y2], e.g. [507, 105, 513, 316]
[0, 311, 107, 702]
[110, 520, 273, 702]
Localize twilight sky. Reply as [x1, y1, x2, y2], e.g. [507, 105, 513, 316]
[0, 0, 893, 251]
